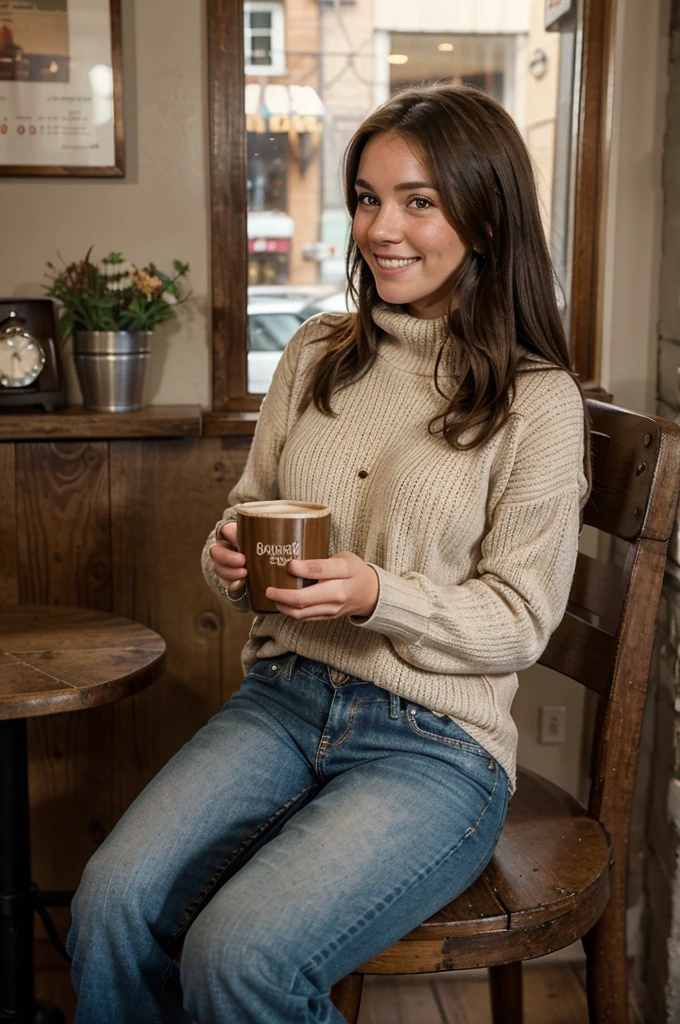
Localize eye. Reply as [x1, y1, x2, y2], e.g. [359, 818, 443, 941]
[409, 196, 433, 210]
[356, 192, 379, 206]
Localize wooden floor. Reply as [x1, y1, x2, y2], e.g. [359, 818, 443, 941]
[37, 962, 589, 1022]
[357, 966, 588, 1023]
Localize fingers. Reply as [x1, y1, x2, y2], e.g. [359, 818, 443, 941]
[210, 542, 247, 583]
[287, 555, 351, 581]
[217, 522, 239, 549]
[227, 580, 247, 599]
[266, 580, 343, 617]
[273, 604, 342, 620]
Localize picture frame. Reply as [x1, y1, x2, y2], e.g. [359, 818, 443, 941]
[0, 0, 124, 177]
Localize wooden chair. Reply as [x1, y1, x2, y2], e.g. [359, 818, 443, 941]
[330, 399, 680, 1024]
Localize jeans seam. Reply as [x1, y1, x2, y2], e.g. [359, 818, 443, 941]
[298, 767, 503, 981]
[315, 732, 331, 776]
[167, 782, 318, 947]
[327, 698, 385, 748]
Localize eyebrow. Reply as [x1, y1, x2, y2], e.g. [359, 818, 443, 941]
[354, 177, 438, 192]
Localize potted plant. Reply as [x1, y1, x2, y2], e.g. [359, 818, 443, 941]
[45, 248, 191, 412]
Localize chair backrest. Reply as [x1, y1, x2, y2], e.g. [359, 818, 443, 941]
[538, 399, 680, 850]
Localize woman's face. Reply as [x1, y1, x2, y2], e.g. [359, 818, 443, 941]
[352, 132, 467, 320]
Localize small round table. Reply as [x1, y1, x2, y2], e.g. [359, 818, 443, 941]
[0, 604, 166, 1024]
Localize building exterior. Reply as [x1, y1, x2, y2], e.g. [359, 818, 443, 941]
[245, 0, 322, 285]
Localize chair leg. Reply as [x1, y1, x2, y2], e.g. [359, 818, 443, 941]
[330, 974, 365, 1024]
[584, 901, 629, 1024]
[489, 962, 523, 1024]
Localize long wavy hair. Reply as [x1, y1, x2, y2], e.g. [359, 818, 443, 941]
[303, 83, 591, 490]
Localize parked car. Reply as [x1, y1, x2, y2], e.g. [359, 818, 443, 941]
[299, 290, 354, 318]
[247, 287, 352, 393]
[247, 294, 306, 394]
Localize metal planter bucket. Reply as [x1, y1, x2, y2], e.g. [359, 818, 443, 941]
[73, 331, 152, 412]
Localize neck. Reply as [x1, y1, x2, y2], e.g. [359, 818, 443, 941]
[406, 298, 451, 320]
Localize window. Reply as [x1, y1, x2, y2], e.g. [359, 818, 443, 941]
[209, 0, 614, 410]
[244, 2, 286, 76]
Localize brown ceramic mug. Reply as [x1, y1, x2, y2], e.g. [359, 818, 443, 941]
[233, 500, 331, 614]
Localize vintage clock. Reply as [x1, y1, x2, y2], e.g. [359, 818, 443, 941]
[0, 299, 66, 412]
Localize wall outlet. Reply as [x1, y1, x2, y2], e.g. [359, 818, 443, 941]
[539, 705, 566, 745]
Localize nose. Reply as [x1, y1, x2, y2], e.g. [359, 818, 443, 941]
[367, 201, 403, 245]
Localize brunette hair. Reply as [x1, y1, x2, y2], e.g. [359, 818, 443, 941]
[304, 83, 591, 490]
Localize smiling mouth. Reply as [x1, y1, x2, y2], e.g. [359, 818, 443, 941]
[375, 256, 421, 268]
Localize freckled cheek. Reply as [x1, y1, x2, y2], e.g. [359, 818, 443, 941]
[424, 233, 466, 268]
[411, 223, 459, 256]
[352, 218, 370, 254]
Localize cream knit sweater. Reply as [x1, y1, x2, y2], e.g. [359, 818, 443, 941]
[202, 304, 588, 790]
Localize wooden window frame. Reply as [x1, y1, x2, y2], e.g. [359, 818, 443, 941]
[570, 0, 616, 385]
[207, 0, 616, 412]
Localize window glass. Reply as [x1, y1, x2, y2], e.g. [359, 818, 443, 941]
[245, 2, 285, 75]
[247, 311, 305, 392]
[245, 0, 579, 392]
[248, 312, 304, 352]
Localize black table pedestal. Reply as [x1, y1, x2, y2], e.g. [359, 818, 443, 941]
[1, 718, 67, 1024]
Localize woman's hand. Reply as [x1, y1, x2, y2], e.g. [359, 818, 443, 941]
[209, 522, 248, 598]
[266, 553, 379, 621]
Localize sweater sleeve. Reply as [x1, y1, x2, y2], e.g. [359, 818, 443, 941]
[351, 372, 588, 675]
[200, 316, 321, 608]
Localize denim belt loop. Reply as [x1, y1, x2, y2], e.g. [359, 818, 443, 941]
[283, 653, 298, 681]
[389, 692, 401, 719]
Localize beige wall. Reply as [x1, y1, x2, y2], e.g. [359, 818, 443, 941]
[0, 0, 213, 409]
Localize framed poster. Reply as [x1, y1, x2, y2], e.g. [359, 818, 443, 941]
[0, 0, 124, 176]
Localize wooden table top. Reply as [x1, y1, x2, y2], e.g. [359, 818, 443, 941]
[0, 605, 166, 720]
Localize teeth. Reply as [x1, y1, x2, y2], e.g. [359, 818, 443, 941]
[375, 256, 419, 268]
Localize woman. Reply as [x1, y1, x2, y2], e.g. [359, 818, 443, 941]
[67, 84, 590, 1024]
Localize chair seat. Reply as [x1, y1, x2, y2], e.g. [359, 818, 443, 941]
[357, 767, 611, 974]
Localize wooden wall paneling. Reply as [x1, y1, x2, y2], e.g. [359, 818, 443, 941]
[109, 436, 253, 818]
[16, 442, 112, 610]
[14, 441, 115, 949]
[0, 443, 19, 603]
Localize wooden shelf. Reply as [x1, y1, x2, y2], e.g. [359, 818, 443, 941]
[0, 405, 263, 441]
[0, 405, 203, 441]
[202, 410, 258, 436]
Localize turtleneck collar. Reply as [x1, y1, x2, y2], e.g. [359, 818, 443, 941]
[370, 301, 555, 377]
[371, 302, 451, 376]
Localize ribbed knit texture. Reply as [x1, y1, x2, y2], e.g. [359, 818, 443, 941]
[201, 304, 588, 791]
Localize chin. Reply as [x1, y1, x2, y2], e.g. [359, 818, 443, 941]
[375, 285, 419, 306]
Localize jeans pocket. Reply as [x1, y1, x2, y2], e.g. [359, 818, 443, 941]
[405, 706, 491, 760]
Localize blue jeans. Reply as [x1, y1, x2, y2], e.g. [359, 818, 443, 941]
[67, 654, 509, 1024]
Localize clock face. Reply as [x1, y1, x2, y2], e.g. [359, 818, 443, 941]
[0, 329, 46, 388]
